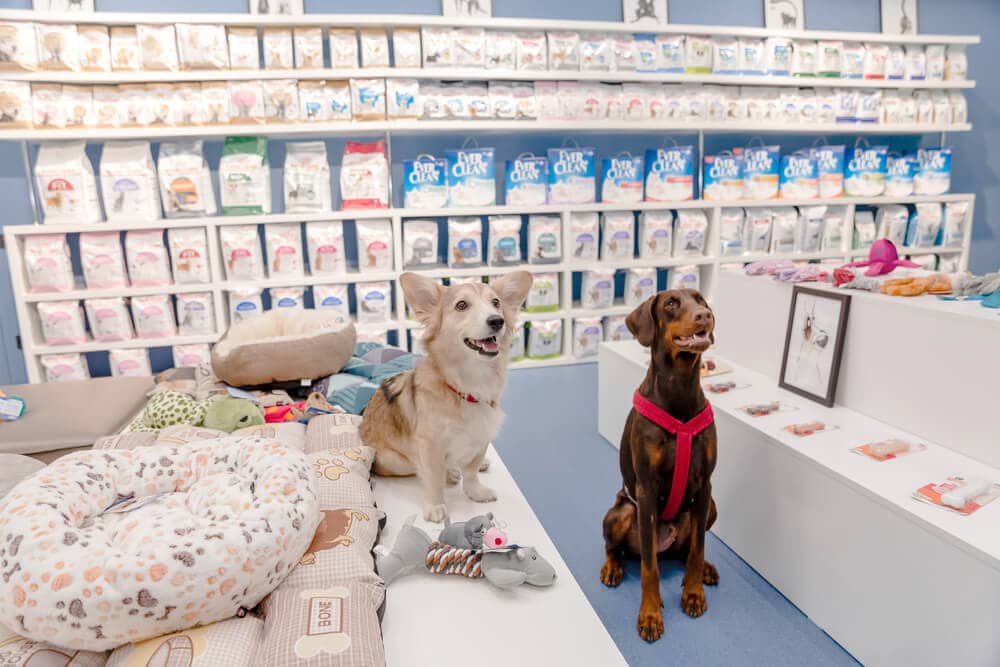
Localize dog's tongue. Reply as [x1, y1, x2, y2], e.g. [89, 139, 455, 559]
[479, 337, 499, 353]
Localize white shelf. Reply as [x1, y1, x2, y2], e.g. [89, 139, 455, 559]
[510, 355, 597, 370]
[223, 270, 397, 290]
[33, 333, 220, 355]
[23, 282, 214, 303]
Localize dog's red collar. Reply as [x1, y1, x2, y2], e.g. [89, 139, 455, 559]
[445, 382, 496, 408]
[632, 391, 714, 522]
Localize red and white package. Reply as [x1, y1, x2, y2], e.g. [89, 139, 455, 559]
[852, 438, 926, 462]
[339, 140, 389, 209]
[913, 476, 1000, 516]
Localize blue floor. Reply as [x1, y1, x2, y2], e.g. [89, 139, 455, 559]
[492, 364, 859, 667]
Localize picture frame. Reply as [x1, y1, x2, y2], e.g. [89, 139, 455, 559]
[881, 0, 918, 36]
[442, 0, 493, 18]
[622, 0, 668, 26]
[249, 0, 304, 15]
[778, 286, 850, 407]
[764, 0, 804, 31]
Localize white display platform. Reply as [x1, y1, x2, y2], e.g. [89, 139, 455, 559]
[373, 446, 626, 667]
[597, 340, 1000, 667]
[710, 270, 1000, 467]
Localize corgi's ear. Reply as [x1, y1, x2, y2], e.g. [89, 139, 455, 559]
[400, 272, 443, 325]
[626, 294, 659, 348]
[492, 271, 533, 310]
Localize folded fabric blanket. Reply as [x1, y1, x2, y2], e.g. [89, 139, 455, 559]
[314, 343, 420, 415]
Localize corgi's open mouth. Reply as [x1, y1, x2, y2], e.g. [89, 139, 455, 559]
[673, 330, 712, 351]
[464, 336, 500, 356]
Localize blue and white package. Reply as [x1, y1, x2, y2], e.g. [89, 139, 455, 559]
[635, 34, 658, 72]
[810, 145, 846, 198]
[779, 151, 819, 199]
[644, 146, 694, 202]
[739, 144, 780, 199]
[505, 154, 548, 206]
[446, 147, 496, 207]
[914, 147, 951, 196]
[703, 153, 744, 201]
[600, 153, 644, 204]
[655, 34, 685, 73]
[547, 147, 596, 204]
[904, 202, 942, 247]
[886, 154, 916, 196]
[403, 155, 447, 208]
[844, 145, 888, 197]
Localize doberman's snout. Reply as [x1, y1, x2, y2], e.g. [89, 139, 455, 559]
[693, 308, 713, 328]
[486, 315, 505, 332]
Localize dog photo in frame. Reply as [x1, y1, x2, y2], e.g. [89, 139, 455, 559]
[443, 0, 492, 17]
[622, 0, 668, 27]
[764, 0, 804, 31]
[779, 286, 850, 407]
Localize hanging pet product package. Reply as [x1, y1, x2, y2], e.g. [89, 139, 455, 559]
[158, 141, 217, 217]
[284, 141, 331, 212]
[340, 140, 389, 209]
[167, 227, 210, 284]
[403, 155, 448, 208]
[525, 273, 559, 313]
[528, 215, 561, 263]
[505, 153, 548, 207]
[404, 219, 440, 268]
[35, 141, 102, 223]
[527, 319, 562, 360]
[306, 221, 345, 275]
[220, 136, 271, 214]
[547, 145, 595, 204]
[99, 141, 161, 222]
[488, 215, 522, 266]
[446, 145, 496, 207]
[448, 217, 483, 267]
[573, 317, 603, 358]
[644, 145, 694, 202]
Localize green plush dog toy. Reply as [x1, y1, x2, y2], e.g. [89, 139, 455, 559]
[134, 391, 264, 433]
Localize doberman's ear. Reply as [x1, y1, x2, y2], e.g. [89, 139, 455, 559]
[626, 294, 658, 347]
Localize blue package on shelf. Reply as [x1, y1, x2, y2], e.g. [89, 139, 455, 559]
[739, 144, 781, 199]
[644, 146, 695, 202]
[844, 145, 888, 197]
[886, 153, 916, 197]
[505, 154, 548, 206]
[779, 151, 819, 199]
[547, 147, 596, 204]
[703, 152, 744, 201]
[446, 147, 496, 207]
[810, 144, 846, 198]
[635, 34, 659, 72]
[914, 147, 952, 196]
[600, 153, 644, 204]
[403, 155, 448, 208]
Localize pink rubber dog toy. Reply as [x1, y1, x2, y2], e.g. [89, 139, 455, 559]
[482, 526, 508, 549]
[841, 239, 920, 277]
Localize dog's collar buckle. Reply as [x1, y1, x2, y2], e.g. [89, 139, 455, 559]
[446, 382, 496, 408]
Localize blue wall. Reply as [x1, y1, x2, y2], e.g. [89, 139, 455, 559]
[0, 0, 996, 384]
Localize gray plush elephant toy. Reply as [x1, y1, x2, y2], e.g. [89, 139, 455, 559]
[437, 512, 494, 550]
[375, 515, 557, 591]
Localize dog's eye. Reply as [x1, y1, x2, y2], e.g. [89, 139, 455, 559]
[455, 300, 468, 311]
[491, 298, 501, 309]
[666, 298, 679, 309]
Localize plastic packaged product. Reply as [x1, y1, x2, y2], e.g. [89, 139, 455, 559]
[764, 37, 791, 75]
[60, 84, 94, 125]
[503, 154, 547, 207]
[446, 147, 495, 207]
[228, 80, 265, 123]
[400, 155, 445, 208]
[580, 270, 613, 309]
[360, 28, 389, 68]
[292, 27, 323, 69]
[881, 89, 902, 124]
[0, 81, 31, 128]
[402, 219, 438, 268]
[124, 229, 171, 287]
[0, 21, 39, 71]
[156, 141, 215, 218]
[527, 319, 562, 360]
[600, 153, 644, 204]
[328, 28, 358, 68]
[35, 24, 79, 71]
[356, 219, 393, 273]
[948, 91, 967, 124]
[833, 88, 858, 123]
[821, 207, 846, 251]
[839, 42, 864, 78]
[137, 24, 178, 71]
[264, 223, 303, 278]
[527, 215, 561, 264]
[719, 208, 745, 256]
[547, 31, 580, 71]
[779, 151, 819, 199]
[653, 35, 683, 73]
[885, 154, 916, 197]
[603, 83, 624, 119]
[23, 235, 73, 293]
[262, 79, 299, 122]
[573, 317, 602, 358]
[350, 78, 385, 120]
[353, 281, 390, 323]
[914, 90, 934, 124]
[260, 27, 293, 69]
[165, 227, 209, 285]
[712, 36, 739, 74]
[531, 81, 559, 120]
[420, 26, 452, 67]
[485, 31, 516, 70]
[227, 27, 260, 70]
[175, 24, 228, 69]
[769, 208, 798, 253]
[745, 208, 773, 252]
[604, 315, 632, 342]
[569, 212, 599, 261]
[644, 145, 694, 202]
[453, 27, 485, 68]
[646, 83, 667, 119]
[219, 224, 264, 281]
[779, 89, 801, 124]
[487, 81, 515, 119]
[638, 211, 673, 259]
[98, 141, 160, 222]
[78, 232, 126, 289]
[906, 202, 943, 248]
[512, 31, 545, 70]
[815, 40, 842, 77]
[313, 284, 350, 324]
[853, 209, 876, 249]
[76, 26, 109, 73]
[174, 83, 207, 125]
[791, 40, 816, 76]
[525, 273, 559, 313]
[487, 215, 521, 266]
[797, 206, 825, 252]
[875, 205, 908, 247]
[740, 144, 780, 200]
[172, 343, 211, 368]
[106, 348, 150, 377]
[511, 82, 537, 120]
[739, 38, 764, 75]
[306, 221, 345, 274]
[41, 353, 89, 383]
[298, 81, 327, 122]
[905, 45, 926, 80]
[115, 84, 150, 126]
[634, 34, 657, 73]
[670, 265, 700, 291]
[447, 217, 483, 268]
[282, 141, 331, 213]
[387, 78, 421, 119]
[612, 34, 636, 71]
[175, 292, 215, 336]
[703, 152, 744, 201]
[601, 211, 634, 261]
[324, 80, 351, 121]
[931, 91, 951, 126]
[673, 210, 708, 256]
[271, 286, 304, 310]
[229, 287, 263, 323]
[942, 202, 968, 247]
[556, 80, 584, 120]
[844, 144, 888, 197]
[620, 83, 647, 121]
[37, 300, 85, 345]
[684, 35, 712, 74]
[804, 144, 843, 198]
[925, 45, 945, 81]
[856, 89, 882, 124]
[218, 136, 271, 214]
[131, 294, 176, 339]
[341, 140, 389, 209]
[35, 141, 101, 223]
[625, 268, 656, 307]
[580, 33, 611, 71]
[546, 147, 595, 205]
[886, 45, 906, 79]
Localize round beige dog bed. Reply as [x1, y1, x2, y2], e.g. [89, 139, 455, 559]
[212, 309, 356, 387]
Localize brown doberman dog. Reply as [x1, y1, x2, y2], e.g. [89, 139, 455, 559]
[600, 289, 720, 642]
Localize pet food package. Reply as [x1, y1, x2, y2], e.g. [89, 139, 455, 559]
[176, 292, 215, 335]
[600, 153, 644, 204]
[684, 35, 712, 74]
[36, 23, 79, 71]
[176, 24, 228, 69]
[940, 201, 968, 248]
[125, 229, 171, 287]
[60, 84, 94, 128]
[488, 215, 521, 266]
[703, 152, 744, 201]
[446, 147, 496, 207]
[670, 265, 700, 291]
[580, 269, 614, 309]
[886, 45, 906, 79]
[779, 151, 819, 199]
[486, 30, 517, 70]
[265, 222, 304, 278]
[639, 210, 673, 259]
[356, 218, 393, 273]
[853, 209, 877, 249]
[0, 21, 39, 71]
[839, 42, 864, 78]
[712, 36, 739, 74]
[35, 141, 101, 223]
[489, 81, 516, 119]
[612, 34, 636, 71]
[77, 25, 110, 72]
[601, 211, 634, 261]
[547, 147, 596, 205]
[137, 24, 179, 71]
[925, 44, 945, 81]
[23, 235, 73, 292]
[392, 27, 421, 68]
[904, 45, 926, 80]
[797, 206, 825, 252]
[569, 211, 599, 262]
[946, 45, 967, 81]
[0, 80, 31, 128]
[674, 209, 708, 256]
[293, 27, 323, 69]
[220, 224, 265, 281]
[37, 300, 86, 345]
[548, 31, 580, 71]
[313, 284, 350, 323]
[719, 207, 745, 256]
[810, 144, 845, 198]
[108, 26, 139, 71]
[350, 78, 386, 119]
[505, 154, 548, 207]
[515, 31, 547, 70]
[387, 78, 421, 119]
[447, 216, 483, 267]
[740, 144, 780, 200]
[580, 33, 611, 72]
[220, 136, 271, 215]
[526, 215, 561, 264]
[228, 27, 260, 70]
[271, 286, 304, 309]
[131, 294, 176, 339]
[419, 26, 452, 68]
[573, 317, 602, 358]
[41, 353, 89, 383]
[791, 40, 816, 76]
[341, 140, 389, 209]
[914, 147, 952, 196]
[506, 320, 525, 360]
[644, 146, 694, 202]
[527, 319, 562, 360]
[306, 221, 345, 274]
[821, 206, 846, 251]
[328, 28, 358, 68]
[906, 202, 943, 248]
[633, 34, 657, 73]
[360, 28, 389, 67]
[525, 272, 559, 313]
[402, 155, 447, 208]
[229, 287, 263, 323]
[83, 296, 133, 342]
[764, 37, 791, 75]
[172, 343, 211, 368]
[862, 43, 888, 79]
[106, 348, 150, 377]
[283, 141, 331, 213]
[79, 232, 127, 289]
[739, 37, 765, 75]
[453, 27, 486, 68]
[769, 207, 798, 253]
[744, 208, 773, 252]
[262, 79, 299, 123]
[356, 281, 392, 323]
[403, 219, 439, 267]
[99, 141, 161, 222]
[603, 315, 632, 342]
[228, 80, 265, 123]
[157, 140, 216, 218]
[885, 154, 916, 197]
[298, 81, 328, 122]
[844, 144, 888, 197]
[625, 268, 656, 307]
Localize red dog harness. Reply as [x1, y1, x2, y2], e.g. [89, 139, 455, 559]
[632, 391, 714, 522]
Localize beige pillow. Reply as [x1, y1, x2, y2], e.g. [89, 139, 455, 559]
[107, 616, 265, 667]
[304, 413, 365, 454]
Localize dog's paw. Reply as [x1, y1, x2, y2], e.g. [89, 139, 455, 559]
[636, 604, 664, 642]
[599, 557, 624, 587]
[702, 561, 719, 586]
[446, 468, 461, 485]
[478, 458, 490, 472]
[681, 588, 708, 618]
[423, 503, 448, 523]
[463, 482, 497, 503]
